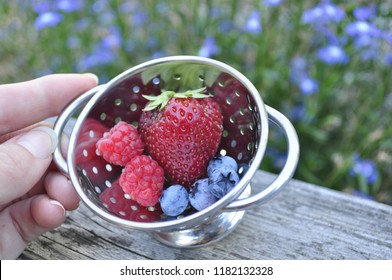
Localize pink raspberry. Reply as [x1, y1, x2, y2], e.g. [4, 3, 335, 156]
[96, 121, 144, 166]
[119, 155, 165, 207]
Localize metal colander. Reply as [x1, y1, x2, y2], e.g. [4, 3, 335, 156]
[54, 56, 299, 247]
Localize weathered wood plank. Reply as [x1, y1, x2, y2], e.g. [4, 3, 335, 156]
[19, 171, 392, 260]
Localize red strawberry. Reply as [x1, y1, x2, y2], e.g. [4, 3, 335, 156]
[100, 179, 162, 222]
[139, 88, 223, 187]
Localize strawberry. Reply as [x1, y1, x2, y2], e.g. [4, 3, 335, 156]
[139, 88, 223, 187]
[100, 179, 162, 222]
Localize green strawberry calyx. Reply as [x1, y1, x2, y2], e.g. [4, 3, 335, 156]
[143, 87, 210, 111]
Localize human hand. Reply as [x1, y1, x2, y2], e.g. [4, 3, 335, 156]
[0, 73, 98, 259]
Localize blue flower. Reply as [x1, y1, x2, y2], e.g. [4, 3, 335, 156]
[35, 11, 63, 30]
[350, 155, 378, 185]
[90, 0, 108, 14]
[198, 37, 220, 58]
[244, 10, 262, 34]
[298, 77, 319, 95]
[56, 0, 83, 13]
[132, 9, 148, 27]
[353, 5, 376, 21]
[290, 57, 319, 95]
[346, 21, 381, 38]
[290, 56, 307, 75]
[151, 51, 167, 59]
[264, 0, 282, 7]
[76, 43, 116, 71]
[32, 1, 52, 14]
[353, 35, 378, 49]
[317, 45, 348, 65]
[382, 32, 392, 45]
[101, 26, 122, 49]
[290, 103, 308, 122]
[302, 1, 345, 24]
[384, 53, 392, 65]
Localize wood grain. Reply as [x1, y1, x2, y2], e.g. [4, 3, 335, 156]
[19, 171, 392, 260]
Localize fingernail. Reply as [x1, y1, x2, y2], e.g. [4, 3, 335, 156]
[16, 126, 58, 159]
[50, 200, 66, 217]
[83, 73, 99, 84]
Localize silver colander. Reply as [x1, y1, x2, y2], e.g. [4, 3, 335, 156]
[54, 56, 299, 247]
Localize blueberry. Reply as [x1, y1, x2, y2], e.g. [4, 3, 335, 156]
[210, 170, 240, 198]
[207, 155, 240, 198]
[189, 178, 217, 211]
[207, 155, 238, 178]
[159, 184, 189, 216]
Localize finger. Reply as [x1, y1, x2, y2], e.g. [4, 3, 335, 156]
[45, 172, 80, 210]
[0, 195, 65, 259]
[0, 121, 53, 144]
[0, 73, 98, 135]
[0, 126, 57, 205]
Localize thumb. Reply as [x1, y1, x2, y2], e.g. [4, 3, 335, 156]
[0, 126, 58, 205]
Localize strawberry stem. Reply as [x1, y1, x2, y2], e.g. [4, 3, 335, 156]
[143, 87, 210, 111]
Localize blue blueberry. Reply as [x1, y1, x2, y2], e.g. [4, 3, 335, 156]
[210, 170, 240, 198]
[207, 155, 240, 198]
[207, 155, 238, 178]
[159, 184, 189, 216]
[189, 178, 217, 211]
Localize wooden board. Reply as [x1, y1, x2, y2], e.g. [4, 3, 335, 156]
[19, 171, 392, 260]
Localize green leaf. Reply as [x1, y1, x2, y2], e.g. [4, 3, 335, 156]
[142, 88, 209, 111]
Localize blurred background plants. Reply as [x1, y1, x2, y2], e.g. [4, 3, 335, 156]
[1, 0, 391, 204]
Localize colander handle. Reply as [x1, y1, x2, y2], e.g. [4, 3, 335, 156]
[53, 85, 106, 175]
[223, 105, 300, 211]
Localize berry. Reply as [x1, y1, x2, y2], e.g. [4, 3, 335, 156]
[210, 171, 240, 198]
[119, 155, 165, 207]
[75, 118, 121, 185]
[207, 155, 238, 179]
[208, 155, 240, 198]
[100, 179, 162, 222]
[96, 121, 144, 166]
[160, 184, 189, 216]
[189, 178, 217, 211]
[139, 88, 223, 187]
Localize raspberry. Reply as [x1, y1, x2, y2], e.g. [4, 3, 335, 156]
[119, 155, 165, 207]
[96, 121, 144, 166]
